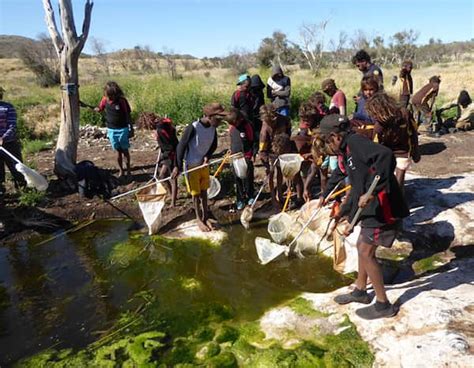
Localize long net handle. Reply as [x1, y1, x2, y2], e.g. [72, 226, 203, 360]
[0, 146, 22, 165]
[348, 175, 380, 232]
[251, 158, 279, 210]
[213, 151, 230, 178]
[288, 180, 344, 249]
[152, 149, 162, 180]
[282, 188, 292, 213]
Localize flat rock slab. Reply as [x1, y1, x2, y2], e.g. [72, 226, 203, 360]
[163, 219, 228, 244]
[259, 257, 474, 367]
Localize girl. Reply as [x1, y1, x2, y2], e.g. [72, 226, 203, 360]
[96, 81, 134, 178]
[365, 92, 420, 188]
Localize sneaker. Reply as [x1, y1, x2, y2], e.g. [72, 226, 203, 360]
[236, 201, 245, 210]
[333, 288, 372, 305]
[247, 198, 255, 206]
[355, 301, 398, 320]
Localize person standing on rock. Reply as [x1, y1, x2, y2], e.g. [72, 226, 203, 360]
[0, 86, 27, 196]
[96, 81, 134, 179]
[173, 103, 227, 232]
[317, 114, 409, 319]
[267, 65, 291, 116]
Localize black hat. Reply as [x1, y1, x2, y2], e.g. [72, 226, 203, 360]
[319, 114, 350, 135]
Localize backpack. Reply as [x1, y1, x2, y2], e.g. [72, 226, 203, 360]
[75, 160, 118, 199]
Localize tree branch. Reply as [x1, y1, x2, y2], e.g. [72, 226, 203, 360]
[77, 0, 94, 51]
[42, 0, 64, 56]
[59, 0, 78, 48]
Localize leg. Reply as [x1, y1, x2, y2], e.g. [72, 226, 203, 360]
[395, 168, 406, 189]
[276, 165, 284, 205]
[123, 149, 131, 177]
[201, 189, 216, 230]
[357, 240, 388, 303]
[117, 150, 124, 177]
[2, 140, 27, 188]
[245, 159, 255, 201]
[159, 164, 172, 195]
[193, 194, 209, 232]
[171, 176, 178, 207]
[0, 153, 6, 193]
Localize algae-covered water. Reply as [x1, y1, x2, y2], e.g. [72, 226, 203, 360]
[0, 220, 371, 366]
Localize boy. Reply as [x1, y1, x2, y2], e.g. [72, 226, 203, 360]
[267, 65, 291, 116]
[154, 116, 179, 207]
[436, 90, 473, 132]
[398, 60, 413, 108]
[259, 104, 291, 209]
[321, 79, 347, 116]
[227, 108, 254, 210]
[318, 114, 409, 319]
[173, 103, 227, 232]
[0, 86, 26, 195]
[412, 76, 441, 133]
[231, 74, 254, 122]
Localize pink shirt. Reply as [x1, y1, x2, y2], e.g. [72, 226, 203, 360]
[330, 90, 347, 114]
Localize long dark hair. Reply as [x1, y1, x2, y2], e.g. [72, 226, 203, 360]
[104, 81, 124, 102]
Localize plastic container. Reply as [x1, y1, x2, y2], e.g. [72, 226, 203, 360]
[232, 154, 248, 179]
[267, 212, 293, 243]
[278, 154, 304, 179]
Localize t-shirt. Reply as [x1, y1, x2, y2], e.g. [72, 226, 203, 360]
[0, 101, 17, 142]
[98, 96, 131, 129]
[229, 120, 254, 159]
[329, 90, 347, 114]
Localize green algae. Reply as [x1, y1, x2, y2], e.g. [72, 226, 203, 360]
[7, 220, 373, 367]
[412, 254, 445, 274]
[288, 297, 329, 318]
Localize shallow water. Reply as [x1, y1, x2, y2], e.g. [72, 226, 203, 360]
[0, 219, 349, 364]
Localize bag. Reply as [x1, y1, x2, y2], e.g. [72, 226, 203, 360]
[75, 160, 117, 199]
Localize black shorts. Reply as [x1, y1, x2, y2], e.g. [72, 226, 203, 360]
[359, 223, 399, 248]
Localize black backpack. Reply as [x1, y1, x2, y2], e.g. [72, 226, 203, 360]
[75, 160, 117, 199]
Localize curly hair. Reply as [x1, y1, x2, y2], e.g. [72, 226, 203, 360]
[272, 133, 292, 155]
[352, 49, 371, 64]
[299, 102, 321, 129]
[311, 134, 329, 164]
[259, 103, 277, 127]
[361, 76, 380, 92]
[365, 92, 401, 124]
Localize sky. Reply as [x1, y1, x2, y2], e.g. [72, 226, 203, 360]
[1, 0, 473, 58]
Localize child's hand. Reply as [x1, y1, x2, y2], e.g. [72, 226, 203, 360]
[358, 193, 374, 208]
[303, 190, 311, 203]
[171, 167, 179, 179]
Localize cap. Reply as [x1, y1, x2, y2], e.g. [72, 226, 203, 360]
[321, 78, 336, 91]
[237, 74, 250, 85]
[203, 102, 227, 117]
[319, 114, 350, 135]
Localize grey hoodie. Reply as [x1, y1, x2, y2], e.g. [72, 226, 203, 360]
[267, 65, 291, 109]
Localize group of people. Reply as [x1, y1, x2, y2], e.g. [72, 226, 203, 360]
[1, 49, 473, 320]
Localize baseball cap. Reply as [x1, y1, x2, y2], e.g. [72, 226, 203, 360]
[203, 102, 227, 117]
[319, 114, 350, 135]
[237, 74, 250, 85]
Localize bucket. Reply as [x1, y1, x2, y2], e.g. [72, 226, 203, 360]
[232, 154, 248, 179]
[267, 212, 293, 243]
[278, 154, 304, 179]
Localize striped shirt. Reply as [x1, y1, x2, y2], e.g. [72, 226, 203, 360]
[0, 101, 17, 142]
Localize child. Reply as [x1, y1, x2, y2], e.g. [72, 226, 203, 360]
[173, 103, 227, 232]
[297, 102, 323, 136]
[250, 74, 266, 155]
[398, 60, 413, 108]
[226, 108, 254, 210]
[273, 133, 304, 207]
[155, 116, 179, 206]
[266, 65, 291, 116]
[301, 134, 329, 202]
[436, 90, 473, 132]
[308, 91, 329, 118]
[0, 86, 27, 195]
[259, 104, 291, 209]
[231, 74, 254, 122]
[96, 81, 134, 178]
[411, 75, 441, 132]
[318, 114, 409, 319]
[365, 92, 420, 188]
[321, 79, 347, 116]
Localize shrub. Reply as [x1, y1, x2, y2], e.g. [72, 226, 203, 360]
[19, 188, 46, 207]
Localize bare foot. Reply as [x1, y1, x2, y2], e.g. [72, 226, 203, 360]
[118, 169, 124, 177]
[206, 219, 219, 230]
[197, 219, 210, 232]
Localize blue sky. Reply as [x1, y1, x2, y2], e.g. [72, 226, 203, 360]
[1, 0, 473, 57]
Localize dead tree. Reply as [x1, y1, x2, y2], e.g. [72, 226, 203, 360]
[42, 0, 93, 179]
[298, 20, 329, 75]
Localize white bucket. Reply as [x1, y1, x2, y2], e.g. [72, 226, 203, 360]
[278, 154, 304, 179]
[232, 155, 248, 179]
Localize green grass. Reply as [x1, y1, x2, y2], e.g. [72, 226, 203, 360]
[18, 188, 46, 207]
[22, 139, 52, 155]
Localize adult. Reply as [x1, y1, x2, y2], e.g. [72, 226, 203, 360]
[321, 78, 347, 116]
[231, 74, 254, 121]
[318, 114, 409, 319]
[267, 65, 291, 116]
[398, 60, 414, 108]
[352, 49, 384, 89]
[0, 86, 27, 195]
[412, 75, 441, 133]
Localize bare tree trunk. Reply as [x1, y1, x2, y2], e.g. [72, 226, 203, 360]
[42, 0, 93, 179]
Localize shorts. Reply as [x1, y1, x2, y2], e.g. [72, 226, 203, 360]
[396, 156, 412, 171]
[359, 223, 399, 248]
[107, 127, 130, 151]
[186, 166, 210, 196]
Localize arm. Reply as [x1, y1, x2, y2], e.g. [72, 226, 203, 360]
[273, 82, 291, 97]
[175, 124, 195, 171]
[1, 104, 17, 142]
[96, 96, 107, 112]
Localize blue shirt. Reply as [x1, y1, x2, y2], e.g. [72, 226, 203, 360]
[0, 101, 17, 142]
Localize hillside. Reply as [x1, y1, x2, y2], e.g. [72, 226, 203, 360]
[0, 35, 37, 58]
